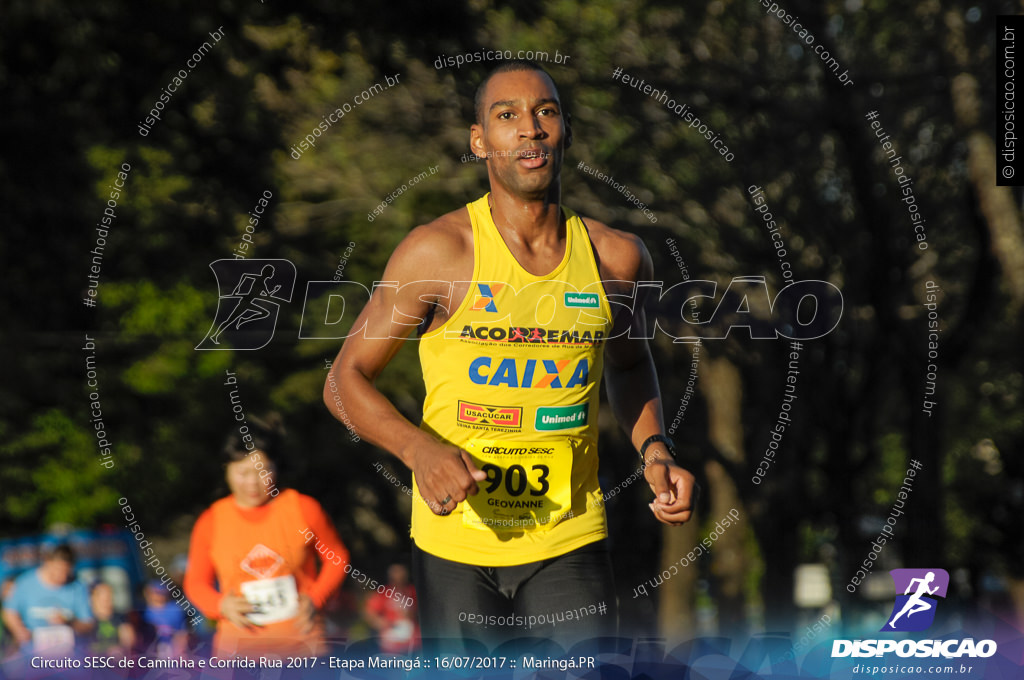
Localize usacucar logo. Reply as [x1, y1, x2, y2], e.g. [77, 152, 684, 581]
[457, 401, 522, 431]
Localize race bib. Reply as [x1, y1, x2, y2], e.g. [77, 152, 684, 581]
[383, 619, 415, 646]
[32, 624, 74, 655]
[240, 575, 299, 625]
[462, 439, 574, 532]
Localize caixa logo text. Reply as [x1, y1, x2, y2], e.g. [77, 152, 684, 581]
[197, 260, 844, 350]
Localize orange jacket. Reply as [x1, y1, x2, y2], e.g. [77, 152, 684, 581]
[184, 489, 347, 657]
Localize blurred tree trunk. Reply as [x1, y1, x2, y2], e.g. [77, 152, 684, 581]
[697, 355, 748, 635]
[945, 10, 1024, 311]
[943, 8, 1024, 630]
[658, 514, 700, 640]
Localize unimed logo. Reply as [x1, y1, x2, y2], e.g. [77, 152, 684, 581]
[832, 567, 997, 660]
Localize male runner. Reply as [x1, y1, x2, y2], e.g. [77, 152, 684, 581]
[325, 60, 696, 645]
[2, 544, 94, 654]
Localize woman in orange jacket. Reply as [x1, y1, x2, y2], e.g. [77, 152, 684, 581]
[184, 420, 347, 658]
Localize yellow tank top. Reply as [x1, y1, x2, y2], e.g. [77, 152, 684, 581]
[412, 194, 614, 566]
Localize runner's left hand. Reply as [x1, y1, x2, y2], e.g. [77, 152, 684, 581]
[644, 461, 698, 526]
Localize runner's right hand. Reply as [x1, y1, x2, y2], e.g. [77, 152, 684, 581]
[219, 593, 260, 630]
[408, 440, 487, 515]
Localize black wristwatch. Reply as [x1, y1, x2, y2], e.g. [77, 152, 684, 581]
[638, 434, 676, 463]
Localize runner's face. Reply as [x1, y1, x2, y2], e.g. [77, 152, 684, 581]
[226, 455, 275, 507]
[388, 564, 409, 585]
[471, 70, 568, 200]
[91, 585, 114, 617]
[40, 558, 72, 585]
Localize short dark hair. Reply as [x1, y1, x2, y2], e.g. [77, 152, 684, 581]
[474, 60, 558, 124]
[222, 413, 286, 467]
[42, 543, 75, 564]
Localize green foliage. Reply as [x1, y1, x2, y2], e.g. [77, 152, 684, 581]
[3, 411, 121, 525]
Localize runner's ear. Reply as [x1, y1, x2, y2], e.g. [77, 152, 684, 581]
[469, 123, 488, 161]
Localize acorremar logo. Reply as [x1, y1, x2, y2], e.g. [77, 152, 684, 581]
[832, 568, 997, 659]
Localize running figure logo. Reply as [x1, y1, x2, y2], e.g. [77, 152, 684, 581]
[196, 259, 296, 350]
[883, 568, 949, 632]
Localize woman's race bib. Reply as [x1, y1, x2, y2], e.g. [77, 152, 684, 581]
[240, 575, 299, 625]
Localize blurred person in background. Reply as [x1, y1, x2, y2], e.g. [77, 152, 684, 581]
[0, 577, 16, 656]
[184, 417, 348, 658]
[87, 581, 135, 656]
[364, 563, 419, 654]
[1, 544, 94, 654]
[141, 580, 189, 657]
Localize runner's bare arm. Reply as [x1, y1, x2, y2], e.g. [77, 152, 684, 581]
[324, 221, 485, 513]
[597, 226, 697, 526]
